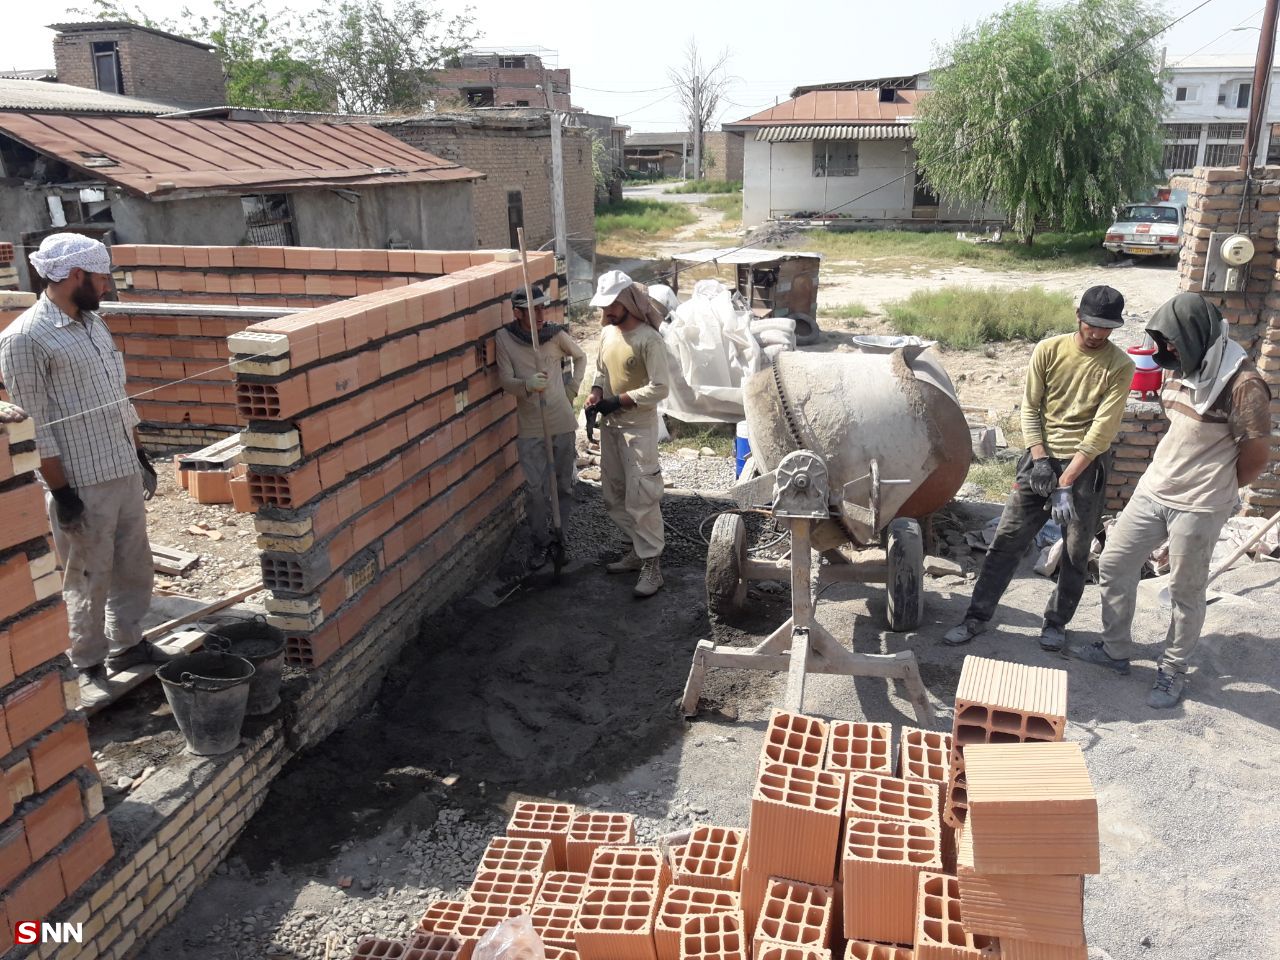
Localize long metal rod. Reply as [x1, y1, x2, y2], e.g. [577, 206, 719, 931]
[1242, 0, 1280, 170]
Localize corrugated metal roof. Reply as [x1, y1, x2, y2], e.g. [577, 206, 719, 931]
[0, 112, 482, 197]
[729, 89, 924, 127]
[625, 131, 690, 147]
[0, 79, 175, 115]
[756, 124, 915, 142]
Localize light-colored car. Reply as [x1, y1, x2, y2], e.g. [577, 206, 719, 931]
[1103, 201, 1184, 261]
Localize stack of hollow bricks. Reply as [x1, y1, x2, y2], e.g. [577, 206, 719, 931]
[0, 418, 115, 948]
[106, 245, 564, 449]
[1174, 165, 1280, 514]
[350, 661, 1098, 960]
[0, 243, 17, 292]
[226, 249, 557, 668]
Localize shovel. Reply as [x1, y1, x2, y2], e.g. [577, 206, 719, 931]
[1144, 506, 1280, 607]
[515, 227, 567, 581]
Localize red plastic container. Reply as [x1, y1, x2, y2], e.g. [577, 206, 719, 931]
[1128, 345, 1163, 395]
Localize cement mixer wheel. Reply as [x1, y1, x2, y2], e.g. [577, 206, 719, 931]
[706, 513, 748, 620]
[885, 517, 924, 632]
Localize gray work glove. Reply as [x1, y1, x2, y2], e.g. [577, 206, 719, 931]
[137, 448, 158, 500]
[524, 372, 549, 394]
[1028, 457, 1058, 497]
[1049, 487, 1077, 526]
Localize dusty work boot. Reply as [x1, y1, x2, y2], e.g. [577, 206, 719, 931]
[1067, 639, 1130, 676]
[1147, 667, 1187, 709]
[634, 557, 663, 598]
[1039, 623, 1067, 652]
[78, 664, 111, 697]
[943, 618, 987, 646]
[106, 640, 173, 673]
[606, 549, 644, 574]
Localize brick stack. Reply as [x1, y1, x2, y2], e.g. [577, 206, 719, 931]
[0, 419, 114, 938]
[351, 659, 1096, 960]
[0, 292, 36, 334]
[0, 244, 19, 292]
[1103, 400, 1171, 513]
[1175, 165, 1280, 514]
[944, 655, 1068, 831]
[231, 253, 555, 668]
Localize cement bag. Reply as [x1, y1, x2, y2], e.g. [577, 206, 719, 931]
[757, 329, 795, 348]
[660, 279, 764, 423]
[473, 916, 545, 960]
[750, 316, 797, 335]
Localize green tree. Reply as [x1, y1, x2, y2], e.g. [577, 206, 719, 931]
[303, 0, 479, 115]
[913, 0, 1166, 244]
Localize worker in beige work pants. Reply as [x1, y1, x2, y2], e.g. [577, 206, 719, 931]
[0, 234, 164, 698]
[585, 270, 670, 598]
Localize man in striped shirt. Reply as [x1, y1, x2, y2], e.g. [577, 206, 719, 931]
[0, 234, 164, 695]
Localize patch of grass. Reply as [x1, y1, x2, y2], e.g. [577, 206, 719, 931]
[779, 229, 1106, 272]
[659, 427, 735, 458]
[884, 285, 1075, 348]
[595, 199, 698, 242]
[823, 301, 871, 320]
[666, 179, 742, 194]
[704, 194, 742, 224]
[966, 458, 1019, 502]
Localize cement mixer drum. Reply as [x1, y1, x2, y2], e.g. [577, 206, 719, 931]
[744, 348, 972, 547]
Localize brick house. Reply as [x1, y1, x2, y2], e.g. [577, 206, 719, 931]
[50, 21, 226, 109]
[432, 49, 571, 111]
[378, 110, 596, 267]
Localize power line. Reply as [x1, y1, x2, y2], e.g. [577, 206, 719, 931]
[574, 83, 675, 94]
[1168, 5, 1265, 66]
[616, 91, 678, 118]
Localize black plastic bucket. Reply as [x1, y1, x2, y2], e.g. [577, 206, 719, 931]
[198, 614, 286, 716]
[158, 652, 254, 756]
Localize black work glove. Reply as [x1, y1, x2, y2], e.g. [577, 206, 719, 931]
[594, 396, 623, 417]
[137, 448, 157, 501]
[51, 485, 86, 528]
[1028, 457, 1058, 497]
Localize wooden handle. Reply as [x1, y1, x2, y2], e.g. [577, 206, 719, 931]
[1208, 507, 1280, 585]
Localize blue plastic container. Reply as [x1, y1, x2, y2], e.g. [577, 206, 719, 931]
[735, 421, 751, 477]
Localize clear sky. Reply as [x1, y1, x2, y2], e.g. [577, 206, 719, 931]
[0, 0, 1269, 130]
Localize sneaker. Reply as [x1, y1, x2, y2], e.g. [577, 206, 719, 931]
[606, 550, 644, 574]
[1067, 639, 1130, 676]
[942, 618, 987, 646]
[106, 640, 173, 672]
[634, 557, 663, 598]
[1039, 623, 1067, 652]
[1147, 667, 1187, 709]
[78, 664, 111, 697]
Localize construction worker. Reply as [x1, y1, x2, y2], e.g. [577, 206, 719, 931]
[0, 234, 163, 695]
[944, 285, 1134, 651]
[495, 283, 586, 567]
[585, 270, 670, 598]
[1070, 293, 1271, 707]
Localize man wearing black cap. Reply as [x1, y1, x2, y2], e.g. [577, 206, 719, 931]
[945, 285, 1134, 652]
[495, 284, 586, 567]
[1070, 293, 1271, 707]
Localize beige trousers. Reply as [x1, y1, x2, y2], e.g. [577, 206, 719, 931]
[599, 420, 665, 559]
[46, 475, 154, 669]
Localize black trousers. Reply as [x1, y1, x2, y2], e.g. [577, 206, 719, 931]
[964, 451, 1109, 629]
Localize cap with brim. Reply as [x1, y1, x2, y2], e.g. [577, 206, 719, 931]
[590, 269, 633, 308]
[512, 283, 549, 308]
[1079, 284, 1125, 329]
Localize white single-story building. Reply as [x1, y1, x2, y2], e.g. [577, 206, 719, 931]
[1161, 53, 1280, 173]
[724, 75, 999, 229]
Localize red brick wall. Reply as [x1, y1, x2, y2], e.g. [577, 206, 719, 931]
[433, 67, 572, 110]
[0, 420, 113, 942]
[1104, 401, 1171, 512]
[52, 27, 225, 107]
[231, 252, 558, 668]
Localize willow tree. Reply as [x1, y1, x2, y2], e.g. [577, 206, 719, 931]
[913, 0, 1166, 244]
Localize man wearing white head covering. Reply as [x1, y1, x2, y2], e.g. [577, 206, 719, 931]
[586, 270, 670, 597]
[0, 234, 164, 696]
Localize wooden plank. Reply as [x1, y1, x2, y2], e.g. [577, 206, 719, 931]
[142, 582, 263, 642]
[178, 432, 243, 470]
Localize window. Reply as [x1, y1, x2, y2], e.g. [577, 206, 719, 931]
[1204, 142, 1244, 166]
[878, 87, 895, 103]
[1165, 122, 1201, 140]
[241, 194, 296, 246]
[1207, 123, 1245, 141]
[91, 41, 122, 94]
[499, 56, 527, 69]
[1237, 82, 1252, 108]
[1175, 86, 1189, 102]
[463, 87, 495, 107]
[515, 99, 529, 107]
[813, 141, 858, 177]
[507, 191, 524, 249]
[1173, 85, 1199, 103]
[1162, 142, 1198, 171]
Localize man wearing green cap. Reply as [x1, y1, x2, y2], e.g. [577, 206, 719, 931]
[1070, 292, 1271, 707]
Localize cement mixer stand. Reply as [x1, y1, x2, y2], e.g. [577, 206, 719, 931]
[681, 450, 936, 726]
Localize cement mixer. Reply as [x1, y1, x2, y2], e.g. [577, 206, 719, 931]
[681, 346, 971, 724]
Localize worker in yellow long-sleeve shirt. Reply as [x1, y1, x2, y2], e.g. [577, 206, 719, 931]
[944, 285, 1134, 653]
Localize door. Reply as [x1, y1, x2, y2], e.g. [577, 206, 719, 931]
[507, 190, 524, 248]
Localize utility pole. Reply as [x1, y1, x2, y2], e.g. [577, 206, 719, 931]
[541, 75, 568, 261]
[1242, 0, 1279, 171]
[691, 72, 702, 181]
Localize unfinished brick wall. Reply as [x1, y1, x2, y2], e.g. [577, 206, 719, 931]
[52, 26, 226, 107]
[1103, 400, 1170, 513]
[0, 244, 17, 292]
[231, 251, 554, 668]
[0, 419, 114, 948]
[1177, 165, 1280, 513]
[703, 132, 745, 182]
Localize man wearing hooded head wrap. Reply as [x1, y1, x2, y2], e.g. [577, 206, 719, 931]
[0, 234, 164, 696]
[585, 270, 670, 598]
[1070, 293, 1271, 707]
